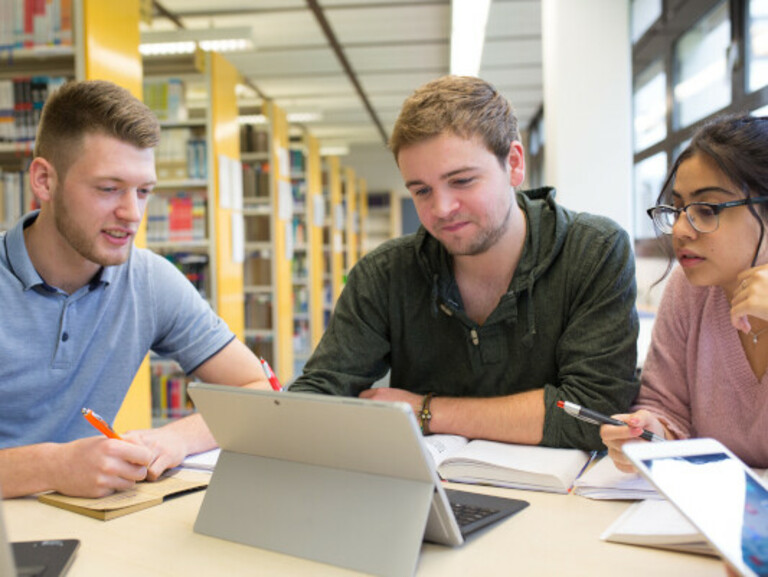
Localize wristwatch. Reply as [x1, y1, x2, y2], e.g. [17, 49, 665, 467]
[419, 393, 436, 435]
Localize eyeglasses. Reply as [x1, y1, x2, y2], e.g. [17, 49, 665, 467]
[646, 197, 768, 234]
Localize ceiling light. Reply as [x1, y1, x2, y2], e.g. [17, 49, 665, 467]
[140, 27, 254, 56]
[287, 112, 322, 123]
[320, 145, 349, 156]
[450, 0, 491, 76]
[238, 114, 267, 125]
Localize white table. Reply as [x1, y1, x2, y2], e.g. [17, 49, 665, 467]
[4, 483, 724, 577]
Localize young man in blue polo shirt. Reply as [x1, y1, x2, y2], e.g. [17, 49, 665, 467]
[0, 80, 269, 499]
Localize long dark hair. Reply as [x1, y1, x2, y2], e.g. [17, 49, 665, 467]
[655, 114, 768, 271]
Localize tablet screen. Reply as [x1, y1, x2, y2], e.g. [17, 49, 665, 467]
[640, 452, 768, 577]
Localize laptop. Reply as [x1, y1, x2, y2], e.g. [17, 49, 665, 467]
[0, 496, 79, 577]
[188, 383, 529, 577]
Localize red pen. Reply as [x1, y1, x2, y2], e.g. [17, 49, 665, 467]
[81, 407, 123, 440]
[260, 358, 283, 392]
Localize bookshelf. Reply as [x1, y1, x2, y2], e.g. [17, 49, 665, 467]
[358, 178, 368, 257]
[241, 117, 274, 371]
[142, 51, 244, 423]
[289, 139, 311, 374]
[344, 167, 358, 274]
[240, 101, 295, 382]
[363, 190, 396, 253]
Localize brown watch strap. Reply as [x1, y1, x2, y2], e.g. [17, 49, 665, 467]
[419, 393, 436, 435]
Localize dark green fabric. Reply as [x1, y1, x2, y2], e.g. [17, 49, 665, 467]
[290, 188, 639, 450]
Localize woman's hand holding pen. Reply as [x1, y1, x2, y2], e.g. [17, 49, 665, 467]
[600, 410, 668, 473]
[731, 264, 768, 333]
[51, 436, 153, 498]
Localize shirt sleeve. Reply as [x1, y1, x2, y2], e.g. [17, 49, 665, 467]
[632, 267, 693, 439]
[540, 221, 640, 450]
[148, 253, 235, 374]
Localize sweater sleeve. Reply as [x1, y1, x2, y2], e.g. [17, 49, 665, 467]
[540, 221, 640, 450]
[632, 267, 693, 439]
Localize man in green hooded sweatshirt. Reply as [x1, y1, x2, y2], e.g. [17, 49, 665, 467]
[290, 75, 639, 450]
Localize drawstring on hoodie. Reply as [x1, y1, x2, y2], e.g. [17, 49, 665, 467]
[521, 272, 537, 348]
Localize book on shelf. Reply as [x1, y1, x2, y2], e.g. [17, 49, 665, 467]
[37, 471, 209, 521]
[0, 76, 66, 144]
[601, 499, 715, 556]
[424, 434, 592, 494]
[144, 78, 187, 122]
[4, 0, 72, 49]
[571, 454, 660, 500]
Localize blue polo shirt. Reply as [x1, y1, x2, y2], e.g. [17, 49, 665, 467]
[0, 211, 235, 447]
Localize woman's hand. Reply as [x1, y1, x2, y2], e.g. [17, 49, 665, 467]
[731, 264, 768, 333]
[600, 410, 667, 473]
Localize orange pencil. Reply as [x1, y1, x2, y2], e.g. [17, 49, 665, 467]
[81, 408, 123, 440]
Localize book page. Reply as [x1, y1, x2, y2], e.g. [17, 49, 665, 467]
[437, 440, 590, 493]
[572, 455, 659, 500]
[423, 435, 469, 468]
[181, 448, 221, 471]
[601, 499, 714, 556]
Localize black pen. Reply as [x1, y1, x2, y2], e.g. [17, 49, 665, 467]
[556, 400, 665, 443]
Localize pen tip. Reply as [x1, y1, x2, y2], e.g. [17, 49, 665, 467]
[81, 408, 87, 414]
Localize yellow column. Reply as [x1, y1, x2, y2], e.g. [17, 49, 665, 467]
[358, 178, 368, 257]
[305, 135, 324, 349]
[208, 52, 244, 339]
[345, 168, 358, 270]
[328, 156, 344, 302]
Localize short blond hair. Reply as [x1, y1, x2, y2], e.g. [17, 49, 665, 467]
[389, 75, 519, 165]
[34, 80, 160, 179]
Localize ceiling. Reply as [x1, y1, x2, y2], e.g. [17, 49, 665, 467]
[143, 0, 543, 154]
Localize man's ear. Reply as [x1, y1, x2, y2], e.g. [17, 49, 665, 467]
[507, 141, 526, 188]
[28, 157, 57, 203]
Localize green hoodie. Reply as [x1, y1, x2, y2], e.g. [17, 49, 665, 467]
[290, 188, 639, 450]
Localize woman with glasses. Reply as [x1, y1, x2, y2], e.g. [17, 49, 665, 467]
[602, 114, 768, 471]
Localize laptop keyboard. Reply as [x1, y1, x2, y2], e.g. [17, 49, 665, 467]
[450, 501, 500, 528]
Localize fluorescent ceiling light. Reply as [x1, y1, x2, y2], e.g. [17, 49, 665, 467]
[287, 112, 322, 123]
[238, 114, 267, 125]
[450, 0, 491, 76]
[140, 27, 254, 56]
[320, 145, 349, 156]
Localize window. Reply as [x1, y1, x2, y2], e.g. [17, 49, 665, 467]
[631, 0, 662, 43]
[634, 60, 667, 151]
[673, 1, 732, 128]
[634, 152, 667, 240]
[748, 0, 768, 91]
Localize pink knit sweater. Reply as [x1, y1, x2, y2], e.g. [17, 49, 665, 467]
[636, 266, 768, 468]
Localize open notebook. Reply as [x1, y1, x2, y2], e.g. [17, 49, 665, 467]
[188, 383, 530, 577]
[0, 496, 79, 577]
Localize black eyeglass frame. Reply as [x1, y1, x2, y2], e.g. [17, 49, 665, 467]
[646, 196, 768, 234]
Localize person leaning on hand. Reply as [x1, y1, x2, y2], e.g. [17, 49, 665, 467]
[0, 80, 271, 499]
[601, 115, 768, 472]
[290, 75, 639, 450]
